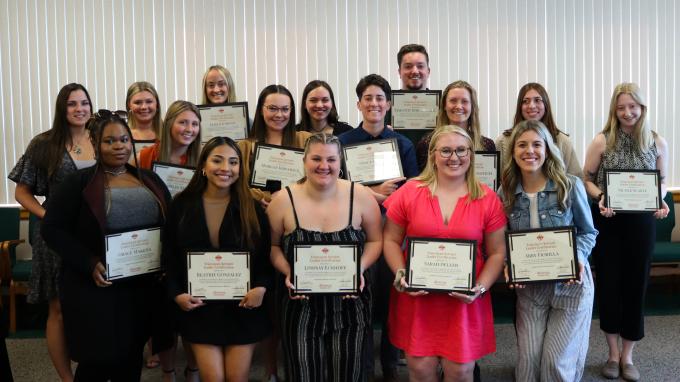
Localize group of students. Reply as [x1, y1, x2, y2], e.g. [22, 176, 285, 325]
[7, 43, 670, 382]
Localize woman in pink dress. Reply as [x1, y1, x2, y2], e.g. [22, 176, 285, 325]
[383, 125, 507, 381]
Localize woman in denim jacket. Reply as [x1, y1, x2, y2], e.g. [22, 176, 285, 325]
[498, 120, 598, 382]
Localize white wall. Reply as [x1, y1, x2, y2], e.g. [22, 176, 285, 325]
[1, 0, 678, 204]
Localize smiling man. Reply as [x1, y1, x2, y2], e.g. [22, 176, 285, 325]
[397, 44, 431, 91]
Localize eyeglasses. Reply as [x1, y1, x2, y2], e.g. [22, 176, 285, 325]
[436, 147, 470, 159]
[264, 105, 291, 115]
[93, 109, 128, 122]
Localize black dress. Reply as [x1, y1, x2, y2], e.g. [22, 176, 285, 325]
[165, 192, 273, 345]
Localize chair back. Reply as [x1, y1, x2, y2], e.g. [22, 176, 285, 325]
[656, 193, 676, 242]
[0, 207, 21, 283]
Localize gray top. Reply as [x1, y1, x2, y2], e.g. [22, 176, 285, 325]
[73, 159, 96, 170]
[107, 186, 160, 231]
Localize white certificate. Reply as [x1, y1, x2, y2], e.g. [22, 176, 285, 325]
[187, 251, 250, 300]
[506, 226, 579, 283]
[105, 227, 162, 280]
[474, 151, 500, 191]
[249, 144, 305, 190]
[604, 169, 661, 213]
[152, 161, 195, 197]
[198, 102, 250, 142]
[292, 243, 360, 295]
[342, 138, 404, 185]
[406, 238, 476, 294]
[390, 90, 441, 129]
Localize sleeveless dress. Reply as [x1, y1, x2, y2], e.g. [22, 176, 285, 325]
[279, 183, 371, 382]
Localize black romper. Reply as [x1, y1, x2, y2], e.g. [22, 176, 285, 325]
[280, 183, 372, 382]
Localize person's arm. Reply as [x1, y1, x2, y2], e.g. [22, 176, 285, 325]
[368, 177, 407, 204]
[41, 173, 99, 276]
[355, 184, 382, 273]
[582, 133, 613, 217]
[476, 226, 506, 291]
[267, 191, 292, 279]
[14, 183, 46, 218]
[653, 134, 670, 218]
[558, 134, 584, 179]
[382, 218, 406, 274]
[570, 178, 598, 264]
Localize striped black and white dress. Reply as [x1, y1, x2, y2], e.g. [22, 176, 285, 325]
[279, 183, 372, 382]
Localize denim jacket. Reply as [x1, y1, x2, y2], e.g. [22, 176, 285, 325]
[499, 175, 598, 265]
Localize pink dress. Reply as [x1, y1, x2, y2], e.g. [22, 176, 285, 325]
[384, 180, 507, 362]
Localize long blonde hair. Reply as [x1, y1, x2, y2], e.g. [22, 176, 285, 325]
[603, 83, 655, 152]
[416, 125, 485, 201]
[500, 120, 572, 214]
[158, 101, 202, 167]
[437, 81, 484, 150]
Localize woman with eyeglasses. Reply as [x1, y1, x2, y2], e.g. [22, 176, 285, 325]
[237, 84, 311, 382]
[496, 83, 582, 178]
[165, 136, 273, 382]
[296, 80, 353, 136]
[498, 120, 597, 381]
[267, 133, 382, 381]
[41, 110, 171, 381]
[383, 125, 507, 381]
[8, 83, 95, 381]
[415, 80, 495, 172]
[126, 81, 163, 154]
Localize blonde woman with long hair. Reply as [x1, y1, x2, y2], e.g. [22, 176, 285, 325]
[583, 83, 669, 381]
[383, 125, 506, 381]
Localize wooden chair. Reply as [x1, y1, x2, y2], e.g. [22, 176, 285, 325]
[0, 207, 28, 333]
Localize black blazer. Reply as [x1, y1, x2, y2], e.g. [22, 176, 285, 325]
[41, 164, 171, 363]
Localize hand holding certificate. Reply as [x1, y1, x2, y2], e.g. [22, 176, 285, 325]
[604, 169, 661, 213]
[342, 139, 404, 185]
[105, 227, 162, 280]
[505, 226, 579, 284]
[390, 90, 441, 129]
[291, 243, 360, 296]
[152, 161, 195, 197]
[199, 102, 250, 142]
[249, 144, 305, 191]
[187, 251, 251, 300]
[405, 238, 476, 294]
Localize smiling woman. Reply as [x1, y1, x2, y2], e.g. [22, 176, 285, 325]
[296, 80, 353, 136]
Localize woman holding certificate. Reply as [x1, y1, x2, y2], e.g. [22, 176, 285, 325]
[268, 133, 382, 381]
[583, 83, 669, 381]
[165, 136, 273, 382]
[499, 120, 597, 381]
[238, 84, 311, 207]
[383, 125, 507, 381]
[126, 81, 163, 153]
[41, 110, 171, 381]
[138, 100, 202, 169]
[496, 83, 582, 178]
[296, 80, 354, 136]
[415, 80, 496, 171]
[8, 83, 95, 381]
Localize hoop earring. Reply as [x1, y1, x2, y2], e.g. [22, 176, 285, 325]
[339, 168, 344, 178]
[202, 169, 206, 177]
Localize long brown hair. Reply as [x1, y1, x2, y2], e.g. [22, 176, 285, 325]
[178, 137, 260, 248]
[508, 83, 564, 141]
[249, 85, 297, 147]
[31, 83, 93, 177]
[500, 120, 572, 214]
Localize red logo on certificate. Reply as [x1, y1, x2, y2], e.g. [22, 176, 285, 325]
[438, 245, 446, 251]
[215, 255, 223, 261]
[536, 234, 544, 241]
[322, 248, 329, 254]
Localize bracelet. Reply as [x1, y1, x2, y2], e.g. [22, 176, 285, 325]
[475, 283, 487, 296]
[393, 269, 406, 292]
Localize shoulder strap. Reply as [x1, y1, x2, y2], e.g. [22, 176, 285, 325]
[348, 182, 355, 226]
[285, 186, 300, 228]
